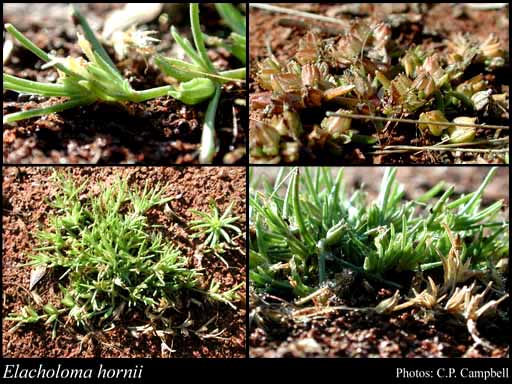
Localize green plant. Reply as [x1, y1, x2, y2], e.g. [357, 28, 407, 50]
[2, 6, 216, 124]
[204, 280, 245, 310]
[189, 201, 242, 249]
[249, 167, 508, 298]
[208, 4, 246, 64]
[3, 4, 246, 163]
[374, 225, 509, 350]
[249, 6, 508, 164]
[6, 171, 240, 337]
[155, 3, 246, 163]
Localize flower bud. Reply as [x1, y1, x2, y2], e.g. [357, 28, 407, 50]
[168, 78, 215, 105]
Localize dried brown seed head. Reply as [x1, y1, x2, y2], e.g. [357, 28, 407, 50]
[295, 32, 319, 65]
[444, 282, 475, 315]
[393, 277, 446, 312]
[301, 64, 320, 88]
[257, 57, 282, 90]
[440, 223, 476, 293]
[479, 33, 503, 59]
[270, 73, 302, 96]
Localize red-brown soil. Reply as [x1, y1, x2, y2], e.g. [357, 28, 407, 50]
[2, 166, 246, 357]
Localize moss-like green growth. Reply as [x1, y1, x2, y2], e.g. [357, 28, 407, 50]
[250, 167, 508, 298]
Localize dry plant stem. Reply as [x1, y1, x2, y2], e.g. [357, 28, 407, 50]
[292, 305, 372, 321]
[369, 147, 508, 155]
[375, 137, 509, 149]
[276, 18, 344, 36]
[249, 3, 350, 27]
[466, 319, 496, 351]
[325, 112, 510, 130]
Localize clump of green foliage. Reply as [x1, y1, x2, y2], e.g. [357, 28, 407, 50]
[155, 3, 246, 163]
[189, 200, 242, 267]
[249, 167, 508, 298]
[7, 171, 241, 337]
[189, 201, 241, 248]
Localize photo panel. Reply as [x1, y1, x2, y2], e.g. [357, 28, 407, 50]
[249, 166, 509, 357]
[2, 166, 246, 358]
[3, 3, 246, 165]
[248, 3, 509, 164]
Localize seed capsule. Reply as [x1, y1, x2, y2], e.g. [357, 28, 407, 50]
[375, 70, 390, 89]
[272, 109, 303, 139]
[401, 54, 417, 78]
[412, 73, 436, 98]
[448, 117, 477, 144]
[286, 60, 302, 76]
[456, 74, 486, 98]
[323, 85, 356, 101]
[250, 121, 281, 157]
[321, 109, 352, 140]
[471, 90, 491, 111]
[302, 88, 323, 108]
[283, 110, 302, 138]
[270, 73, 302, 96]
[167, 78, 215, 105]
[280, 142, 300, 163]
[336, 35, 363, 64]
[418, 110, 449, 136]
